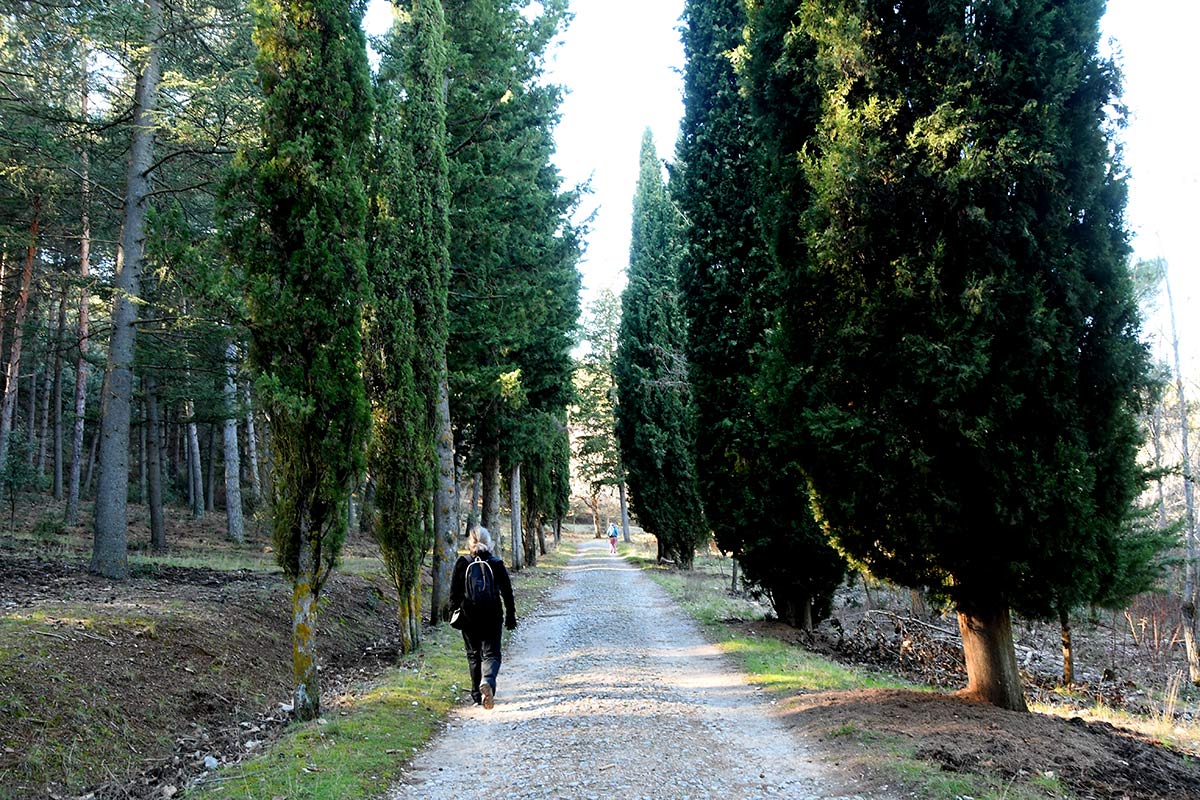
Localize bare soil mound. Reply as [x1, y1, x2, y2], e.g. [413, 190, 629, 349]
[0, 550, 402, 799]
[784, 687, 1200, 800]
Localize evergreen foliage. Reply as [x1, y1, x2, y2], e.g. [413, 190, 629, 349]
[441, 0, 581, 548]
[614, 130, 706, 569]
[674, 0, 844, 626]
[573, 291, 623, 501]
[228, 0, 372, 590]
[749, 0, 1154, 705]
[364, 0, 452, 653]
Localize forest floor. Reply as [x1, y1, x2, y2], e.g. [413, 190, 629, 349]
[0, 495, 1198, 799]
[642, 539, 1200, 800]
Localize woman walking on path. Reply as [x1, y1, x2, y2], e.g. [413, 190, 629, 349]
[450, 526, 517, 709]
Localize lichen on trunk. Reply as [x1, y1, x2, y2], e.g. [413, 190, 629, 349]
[292, 529, 320, 721]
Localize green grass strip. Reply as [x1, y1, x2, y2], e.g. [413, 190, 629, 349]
[188, 539, 575, 800]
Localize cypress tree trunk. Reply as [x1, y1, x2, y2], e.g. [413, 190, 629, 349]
[146, 374, 164, 550]
[469, 472, 480, 529]
[430, 370, 457, 625]
[957, 606, 1028, 711]
[509, 463, 522, 571]
[292, 521, 320, 720]
[92, 0, 162, 579]
[521, 472, 537, 568]
[482, 447, 500, 532]
[0, 202, 39, 480]
[222, 341, 245, 544]
[589, 490, 601, 538]
[619, 482, 631, 543]
[1060, 608, 1074, 687]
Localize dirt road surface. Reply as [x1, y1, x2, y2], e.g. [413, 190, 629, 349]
[387, 539, 871, 800]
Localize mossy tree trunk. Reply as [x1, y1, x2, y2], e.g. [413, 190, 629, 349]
[292, 523, 320, 721]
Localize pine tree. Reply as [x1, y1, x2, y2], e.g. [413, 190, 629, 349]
[675, 0, 845, 626]
[365, 0, 451, 654]
[614, 130, 706, 569]
[750, 0, 1153, 709]
[225, 0, 372, 721]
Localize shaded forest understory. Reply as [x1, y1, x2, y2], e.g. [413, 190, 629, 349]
[2, 511, 1199, 800]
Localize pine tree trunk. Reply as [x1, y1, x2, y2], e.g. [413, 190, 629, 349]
[1165, 268, 1200, 685]
[66, 46, 91, 526]
[243, 383, 261, 504]
[0, 203, 40, 481]
[26, 337, 39, 467]
[138, 401, 147, 503]
[84, 425, 98, 494]
[0, 251, 7, 401]
[956, 605, 1028, 711]
[37, 302, 54, 476]
[146, 374, 165, 550]
[429, 369, 457, 625]
[291, 521, 321, 720]
[51, 287, 65, 500]
[509, 463, 522, 571]
[222, 341, 245, 543]
[619, 482, 631, 543]
[205, 424, 216, 513]
[1059, 608, 1074, 687]
[186, 402, 203, 519]
[91, 0, 162, 579]
[169, 409, 180, 483]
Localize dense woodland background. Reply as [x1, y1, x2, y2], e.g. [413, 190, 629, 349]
[1, 0, 1199, 775]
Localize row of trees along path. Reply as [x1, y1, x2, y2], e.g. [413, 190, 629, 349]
[387, 539, 868, 800]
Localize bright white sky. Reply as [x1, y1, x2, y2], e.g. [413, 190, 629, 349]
[366, 0, 1200, 373]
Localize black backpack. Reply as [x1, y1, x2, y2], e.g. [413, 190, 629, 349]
[463, 556, 498, 617]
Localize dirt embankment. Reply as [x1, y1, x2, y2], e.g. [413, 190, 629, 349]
[0, 552, 403, 799]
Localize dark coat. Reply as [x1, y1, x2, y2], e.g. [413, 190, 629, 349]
[450, 550, 516, 628]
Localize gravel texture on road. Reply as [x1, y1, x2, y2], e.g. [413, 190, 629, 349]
[387, 539, 869, 800]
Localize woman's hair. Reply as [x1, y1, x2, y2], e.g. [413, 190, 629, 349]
[469, 526, 493, 555]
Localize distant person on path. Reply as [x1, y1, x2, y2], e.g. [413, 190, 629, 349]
[450, 526, 516, 709]
[608, 521, 619, 554]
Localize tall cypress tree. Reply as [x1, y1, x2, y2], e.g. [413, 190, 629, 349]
[441, 0, 579, 545]
[225, 0, 372, 721]
[614, 130, 706, 569]
[364, 0, 450, 654]
[751, 1, 1152, 709]
[675, 0, 844, 626]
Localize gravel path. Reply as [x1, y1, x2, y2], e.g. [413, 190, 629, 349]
[387, 539, 863, 800]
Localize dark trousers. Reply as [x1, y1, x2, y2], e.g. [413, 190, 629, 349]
[462, 619, 503, 702]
